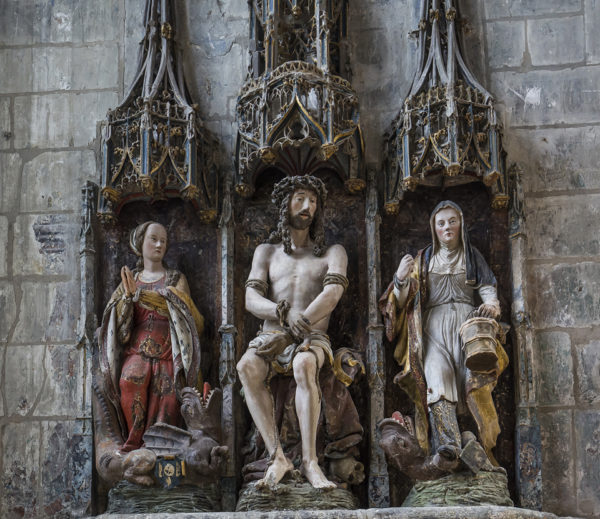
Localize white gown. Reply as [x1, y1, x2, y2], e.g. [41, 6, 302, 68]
[422, 271, 498, 414]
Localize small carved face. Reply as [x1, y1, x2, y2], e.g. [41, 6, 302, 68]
[288, 188, 317, 230]
[142, 223, 168, 263]
[434, 207, 461, 249]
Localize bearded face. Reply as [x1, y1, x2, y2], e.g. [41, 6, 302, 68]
[288, 188, 317, 230]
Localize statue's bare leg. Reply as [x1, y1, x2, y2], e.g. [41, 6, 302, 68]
[293, 350, 336, 490]
[237, 349, 293, 488]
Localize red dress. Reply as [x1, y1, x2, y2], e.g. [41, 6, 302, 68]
[119, 275, 181, 452]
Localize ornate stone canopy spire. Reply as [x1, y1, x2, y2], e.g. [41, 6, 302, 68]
[235, 0, 364, 198]
[98, 0, 218, 223]
[384, 0, 508, 214]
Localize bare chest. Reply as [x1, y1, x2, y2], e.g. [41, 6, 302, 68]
[268, 249, 328, 303]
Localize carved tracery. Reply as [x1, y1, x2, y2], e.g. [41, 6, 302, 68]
[384, 0, 508, 213]
[236, 0, 364, 197]
[98, 0, 218, 223]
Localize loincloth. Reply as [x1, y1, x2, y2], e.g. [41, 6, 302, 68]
[248, 330, 334, 376]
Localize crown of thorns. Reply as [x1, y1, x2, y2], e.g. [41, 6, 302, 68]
[271, 175, 328, 207]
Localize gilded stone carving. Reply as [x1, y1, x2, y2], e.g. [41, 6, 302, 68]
[98, 0, 218, 224]
[236, 1, 364, 196]
[384, 0, 508, 212]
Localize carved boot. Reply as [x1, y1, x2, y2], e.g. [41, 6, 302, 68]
[429, 399, 461, 462]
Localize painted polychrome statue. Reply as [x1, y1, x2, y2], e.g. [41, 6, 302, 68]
[237, 176, 364, 492]
[93, 221, 226, 488]
[378, 201, 508, 481]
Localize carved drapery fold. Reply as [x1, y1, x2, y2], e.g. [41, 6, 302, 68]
[384, 0, 508, 213]
[236, 0, 364, 197]
[98, 0, 218, 223]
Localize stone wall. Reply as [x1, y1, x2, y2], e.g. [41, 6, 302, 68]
[0, 0, 598, 518]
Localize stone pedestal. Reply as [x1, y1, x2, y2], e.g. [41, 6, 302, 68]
[236, 474, 358, 512]
[106, 482, 221, 514]
[402, 469, 513, 507]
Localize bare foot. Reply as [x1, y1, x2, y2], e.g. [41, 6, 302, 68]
[256, 454, 293, 489]
[301, 459, 336, 490]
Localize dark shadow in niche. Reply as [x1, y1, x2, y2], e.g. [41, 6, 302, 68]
[92, 198, 221, 513]
[233, 168, 369, 506]
[379, 183, 516, 506]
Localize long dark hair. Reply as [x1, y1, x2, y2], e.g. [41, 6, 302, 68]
[267, 176, 328, 257]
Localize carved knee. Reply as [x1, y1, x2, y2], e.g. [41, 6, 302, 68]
[293, 352, 317, 388]
[237, 352, 265, 386]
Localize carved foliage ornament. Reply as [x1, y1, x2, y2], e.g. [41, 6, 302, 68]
[384, 0, 508, 214]
[236, 0, 364, 197]
[99, 0, 218, 223]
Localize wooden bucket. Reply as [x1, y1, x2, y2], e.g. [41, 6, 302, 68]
[459, 317, 499, 372]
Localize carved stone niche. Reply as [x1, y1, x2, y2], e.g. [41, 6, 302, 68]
[378, 183, 515, 507]
[233, 170, 370, 509]
[90, 199, 226, 514]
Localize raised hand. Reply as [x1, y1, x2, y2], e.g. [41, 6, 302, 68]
[395, 254, 415, 282]
[121, 266, 137, 297]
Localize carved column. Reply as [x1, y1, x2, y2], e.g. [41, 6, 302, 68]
[219, 180, 238, 511]
[78, 181, 98, 353]
[365, 169, 389, 507]
[509, 165, 542, 509]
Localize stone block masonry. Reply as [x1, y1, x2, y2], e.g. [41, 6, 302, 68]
[0, 1, 124, 517]
[0, 0, 599, 517]
[483, 0, 600, 517]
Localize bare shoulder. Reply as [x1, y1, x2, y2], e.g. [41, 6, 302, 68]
[324, 243, 347, 273]
[325, 243, 347, 260]
[252, 242, 277, 261]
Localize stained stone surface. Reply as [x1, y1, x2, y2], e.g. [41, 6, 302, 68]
[13, 91, 119, 149]
[504, 128, 600, 193]
[0, 281, 17, 342]
[540, 411, 576, 515]
[0, 153, 23, 212]
[574, 341, 600, 405]
[236, 478, 359, 512]
[40, 420, 93, 517]
[575, 411, 600, 517]
[107, 482, 221, 514]
[402, 470, 513, 508]
[12, 214, 78, 276]
[97, 506, 579, 519]
[526, 195, 600, 259]
[12, 280, 78, 343]
[20, 151, 96, 212]
[527, 17, 585, 66]
[486, 21, 526, 69]
[1, 422, 41, 518]
[0, 215, 8, 277]
[0, 97, 11, 150]
[536, 331, 574, 406]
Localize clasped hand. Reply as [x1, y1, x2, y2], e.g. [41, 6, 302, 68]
[477, 303, 500, 319]
[287, 307, 312, 339]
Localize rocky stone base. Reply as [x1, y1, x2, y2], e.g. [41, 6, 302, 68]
[236, 475, 358, 512]
[98, 505, 580, 518]
[402, 469, 513, 507]
[106, 481, 221, 514]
